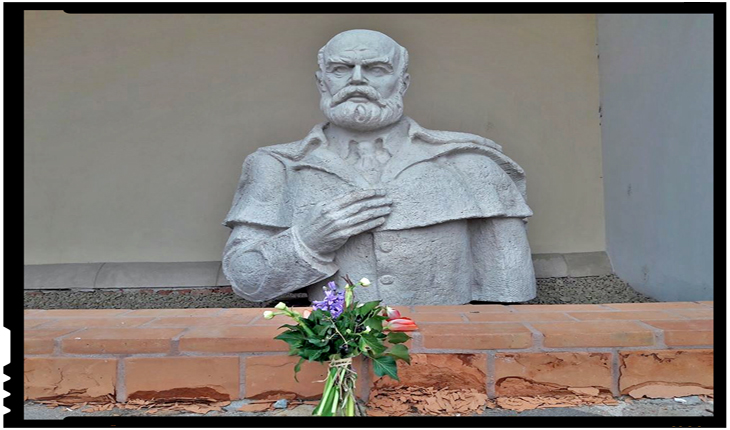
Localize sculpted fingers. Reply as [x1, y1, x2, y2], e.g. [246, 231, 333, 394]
[330, 189, 387, 210]
[340, 206, 392, 227]
[334, 217, 386, 239]
[334, 197, 392, 219]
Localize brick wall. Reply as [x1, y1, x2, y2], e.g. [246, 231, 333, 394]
[24, 302, 713, 403]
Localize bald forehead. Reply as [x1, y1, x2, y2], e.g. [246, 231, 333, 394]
[322, 31, 401, 65]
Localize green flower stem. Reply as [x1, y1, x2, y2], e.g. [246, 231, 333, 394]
[313, 367, 336, 416]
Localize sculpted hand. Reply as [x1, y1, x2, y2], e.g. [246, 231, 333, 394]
[294, 189, 392, 256]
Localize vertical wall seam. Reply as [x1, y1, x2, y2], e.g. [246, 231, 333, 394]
[92, 262, 106, 288]
[116, 358, 127, 402]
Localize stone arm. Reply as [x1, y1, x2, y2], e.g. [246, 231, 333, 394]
[469, 217, 537, 302]
[221, 222, 339, 302]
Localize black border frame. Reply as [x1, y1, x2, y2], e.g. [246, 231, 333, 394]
[6, 3, 726, 428]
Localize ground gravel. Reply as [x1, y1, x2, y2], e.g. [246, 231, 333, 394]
[24, 274, 655, 309]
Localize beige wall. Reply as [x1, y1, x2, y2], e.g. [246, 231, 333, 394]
[24, 12, 605, 264]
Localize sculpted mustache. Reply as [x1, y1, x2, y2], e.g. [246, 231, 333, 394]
[330, 86, 386, 107]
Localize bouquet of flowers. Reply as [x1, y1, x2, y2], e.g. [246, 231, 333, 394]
[263, 276, 418, 416]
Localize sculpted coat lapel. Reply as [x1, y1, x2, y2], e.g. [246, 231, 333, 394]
[222, 117, 536, 305]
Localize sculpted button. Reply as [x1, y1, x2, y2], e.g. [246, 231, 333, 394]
[379, 242, 393, 253]
[379, 275, 394, 285]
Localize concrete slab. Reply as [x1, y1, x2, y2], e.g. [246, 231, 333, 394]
[532, 254, 568, 278]
[24, 252, 615, 290]
[564, 251, 613, 277]
[24, 263, 103, 290]
[22, 396, 713, 419]
[94, 262, 220, 289]
[216, 264, 231, 287]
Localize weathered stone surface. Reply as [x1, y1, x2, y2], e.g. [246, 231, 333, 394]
[371, 353, 487, 392]
[125, 356, 239, 401]
[619, 350, 713, 396]
[495, 352, 612, 396]
[24, 357, 117, 402]
[221, 29, 536, 305]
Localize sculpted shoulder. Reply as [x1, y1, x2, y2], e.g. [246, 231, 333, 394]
[408, 120, 503, 152]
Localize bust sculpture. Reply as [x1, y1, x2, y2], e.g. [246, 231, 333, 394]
[222, 29, 536, 305]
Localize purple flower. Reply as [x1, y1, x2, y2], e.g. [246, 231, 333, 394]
[312, 281, 345, 318]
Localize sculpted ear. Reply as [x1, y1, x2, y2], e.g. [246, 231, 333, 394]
[315, 70, 327, 94]
[400, 73, 411, 95]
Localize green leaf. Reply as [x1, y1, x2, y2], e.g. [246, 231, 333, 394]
[385, 343, 411, 364]
[386, 332, 410, 344]
[357, 301, 381, 316]
[360, 333, 387, 355]
[371, 355, 399, 381]
[363, 317, 383, 332]
[306, 337, 329, 347]
[293, 357, 305, 383]
[274, 332, 306, 344]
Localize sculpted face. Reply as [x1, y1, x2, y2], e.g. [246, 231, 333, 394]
[317, 30, 410, 131]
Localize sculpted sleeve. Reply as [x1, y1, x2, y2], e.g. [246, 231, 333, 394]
[469, 217, 537, 302]
[221, 150, 338, 301]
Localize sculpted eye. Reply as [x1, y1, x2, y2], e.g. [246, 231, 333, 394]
[331, 65, 351, 73]
[367, 66, 389, 75]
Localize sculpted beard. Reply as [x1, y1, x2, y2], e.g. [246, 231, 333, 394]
[320, 84, 404, 131]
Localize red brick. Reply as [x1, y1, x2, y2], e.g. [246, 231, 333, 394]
[24, 310, 42, 316]
[414, 305, 510, 313]
[124, 309, 222, 317]
[667, 309, 713, 319]
[509, 304, 607, 312]
[643, 320, 713, 346]
[421, 323, 533, 350]
[218, 308, 276, 318]
[38, 317, 155, 329]
[145, 314, 255, 327]
[245, 355, 330, 400]
[25, 319, 52, 329]
[24, 357, 117, 402]
[602, 302, 705, 311]
[531, 321, 655, 348]
[33, 309, 132, 318]
[567, 311, 683, 321]
[406, 313, 465, 323]
[125, 356, 239, 401]
[619, 349, 713, 394]
[371, 353, 487, 392]
[62, 328, 185, 354]
[24, 329, 77, 354]
[495, 352, 612, 396]
[696, 301, 713, 307]
[465, 312, 573, 322]
[179, 326, 287, 352]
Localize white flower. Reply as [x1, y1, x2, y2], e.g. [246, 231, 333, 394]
[263, 311, 275, 320]
[359, 278, 371, 287]
[274, 302, 287, 310]
[364, 326, 372, 333]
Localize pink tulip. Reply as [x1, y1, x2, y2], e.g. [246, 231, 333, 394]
[384, 306, 401, 320]
[384, 317, 418, 332]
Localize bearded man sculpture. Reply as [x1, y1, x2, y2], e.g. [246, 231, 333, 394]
[222, 29, 536, 305]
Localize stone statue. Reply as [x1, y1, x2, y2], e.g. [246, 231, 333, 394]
[222, 29, 536, 305]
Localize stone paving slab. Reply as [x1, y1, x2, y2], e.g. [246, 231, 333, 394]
[23, 397, 714, 419]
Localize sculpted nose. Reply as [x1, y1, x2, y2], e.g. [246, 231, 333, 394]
[350, 65, 366, 84]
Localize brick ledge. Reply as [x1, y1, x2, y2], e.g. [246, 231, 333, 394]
[24, 301, 713, 403]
